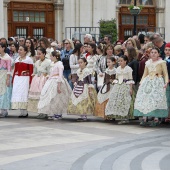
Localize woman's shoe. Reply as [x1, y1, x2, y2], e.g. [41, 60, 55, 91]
[140, 119, 147, 126]
[118, 119, 129, 125]
[37, 113, 43, 119]
[77, 116, 87, 122]
[149, 120, 160, 127]
[22, 113, 28, 118]
[19, 113, 28, 118]
[0, 112, 8, 118]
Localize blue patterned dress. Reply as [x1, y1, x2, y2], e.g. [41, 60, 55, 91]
[0, 54, 12, 110]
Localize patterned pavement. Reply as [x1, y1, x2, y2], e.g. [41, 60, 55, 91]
[0, 111, 170, 170]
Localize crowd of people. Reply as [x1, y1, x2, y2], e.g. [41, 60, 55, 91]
[0, 32, 170, 127]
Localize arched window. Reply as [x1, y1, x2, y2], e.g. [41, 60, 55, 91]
[119, 0, 154, 5]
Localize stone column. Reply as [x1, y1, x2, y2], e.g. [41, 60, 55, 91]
[165, 0, 170, 41]
[0, 0, 9, 38]
[0, 0, 4, 38]
[54, 0, 64, 42]
[3, 0, 9, 38]
[155, 0, 165, 39]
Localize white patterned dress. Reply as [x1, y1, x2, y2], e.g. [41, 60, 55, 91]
[105, 66, 134, 119]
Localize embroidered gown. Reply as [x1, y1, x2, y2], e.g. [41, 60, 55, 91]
[134, 59, 169, 118]
[38, 61, 72, 116]
[27, 58, 51, 113]
[105, 66, 134, 119]
[67, 68, 97, 116]
[95, 67, 116, 118]
[11, 56, 33, 109]
[0, 54, 12, 110]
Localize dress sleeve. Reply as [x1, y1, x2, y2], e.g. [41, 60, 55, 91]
[57, 65, 64, 82]
[162, 62, 169, 84]
[6, 59, 12, 75]
[46, 62, 51, 75]
[69, 54, 79, 69]
[12, 63, 17, 84]
[127, 67, 135, 84]
[33, 62, 37, 75]
[140, 65, 149, 84]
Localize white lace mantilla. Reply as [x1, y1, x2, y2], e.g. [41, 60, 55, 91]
[105, 67, 116, 75]
[115, 66, 134, 84]
[76, 68, 91, 81]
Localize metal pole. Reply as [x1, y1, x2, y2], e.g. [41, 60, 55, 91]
[133, 0, 137, 35]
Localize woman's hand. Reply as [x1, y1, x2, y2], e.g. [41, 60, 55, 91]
[6, 79, 10, 87]
[57, 85, 61, 93]
[88, 88, 93, 97]
[99, 73, 104, 77]
[74, 82, 77, 86]
[164, 83, 168, 89]
[130, 89, 133, 96]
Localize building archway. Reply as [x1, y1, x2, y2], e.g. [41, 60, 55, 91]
[118, 0, 158, 40]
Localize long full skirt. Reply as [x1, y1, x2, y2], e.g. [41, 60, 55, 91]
[0, 70, 12, 109]
[67, 85, 97, 116]
[27, 75, 47, 113]
[105, 83, 132, 119]
[95, 84, 114, 118]
[134, 77, 168, 118]
[11, 76, 29, 109]
[38, 78, 72, 116]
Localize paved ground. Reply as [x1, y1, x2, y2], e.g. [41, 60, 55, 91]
[0, 110, 170, 170]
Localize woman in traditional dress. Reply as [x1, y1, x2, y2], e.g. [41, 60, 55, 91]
[69, 43, 84, 89]
[105, 55, 134, 124]
[134, 47, 169, 126]
[24, 38, 36, 63]
[38, 51, 72, 119]
[67, 57, 97, 121]
[11, 45, 33, 117]
[95, 57, 116, 118]
[0, 43, 12, 118]
[27, 47, 51, 116]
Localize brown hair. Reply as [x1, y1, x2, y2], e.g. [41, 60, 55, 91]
[51, 51, 61, 61]
[104, 44, 114, 56]
[39, 37, 51, 49]
[127, 46, 137, 62]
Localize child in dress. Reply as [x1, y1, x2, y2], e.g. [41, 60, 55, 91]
[134, 47, 169, 126]
[27, 47, 51, 116]
[67, 57, 97, 121]
[105, 55, 134, 124]
[95, 57, 116, 118]
[38, 51, 72, 120]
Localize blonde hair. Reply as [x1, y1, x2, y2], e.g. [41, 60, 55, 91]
[114, 45, 122, 52]
[65, 39, 74, 49]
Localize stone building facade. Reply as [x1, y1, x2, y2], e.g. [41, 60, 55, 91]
[0, 0, 170, 42]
